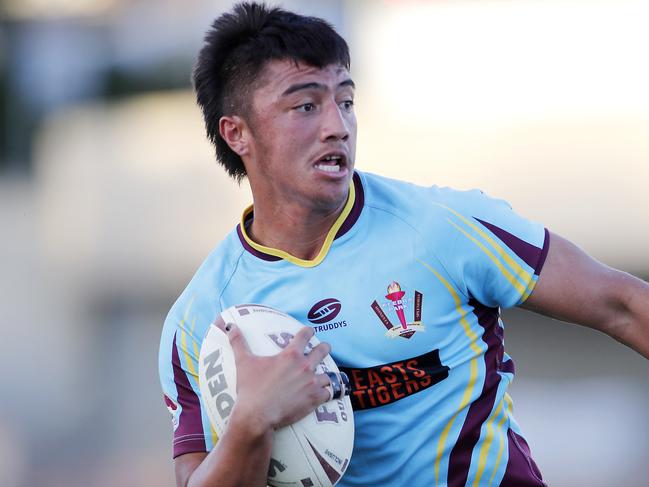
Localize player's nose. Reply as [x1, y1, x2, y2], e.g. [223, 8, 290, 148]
[320, 100, 350, 142]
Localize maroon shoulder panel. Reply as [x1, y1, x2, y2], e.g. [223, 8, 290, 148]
[474, 218, 550, 275]
[171, 333, 207, 458]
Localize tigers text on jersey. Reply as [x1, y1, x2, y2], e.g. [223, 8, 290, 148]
[159, 171, 549, 487]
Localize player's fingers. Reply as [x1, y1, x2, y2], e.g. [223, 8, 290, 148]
[306, 341, 331, 368]
[290, 326, 315, 352]
[315, 372, 351, 403]
[316, 372, 331, 388]
[212, 315, 231, 334]
[324, 371, 351, 400]
[315, 373, 335, 403]
[221, 322, 251, 360]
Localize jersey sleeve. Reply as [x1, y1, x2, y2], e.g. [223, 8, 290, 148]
[159, 309, 214, 458]
[433, 189, 550, 309]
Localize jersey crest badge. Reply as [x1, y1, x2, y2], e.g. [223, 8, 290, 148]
[371, 281, 425, 339]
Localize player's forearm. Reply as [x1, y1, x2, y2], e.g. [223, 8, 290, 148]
[609, 272, 649, 359]
[187, 406, 273, 487]
[522, 233, 649, 359]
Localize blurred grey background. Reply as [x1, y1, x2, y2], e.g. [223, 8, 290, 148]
[1, 0, 647, 486]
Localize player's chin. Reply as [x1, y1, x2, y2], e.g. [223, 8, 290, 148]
[307, 166, 352, 205]
[310, 188, 349, 213]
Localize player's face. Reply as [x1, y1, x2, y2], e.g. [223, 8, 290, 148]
[245, 60, 357, 212]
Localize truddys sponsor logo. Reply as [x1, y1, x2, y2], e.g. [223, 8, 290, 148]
[308, 298, 342, 324]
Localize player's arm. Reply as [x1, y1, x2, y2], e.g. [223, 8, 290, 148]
[522, 231, 649, 359]
[174, 406, 271, 487]
[175, 325, 333, 487]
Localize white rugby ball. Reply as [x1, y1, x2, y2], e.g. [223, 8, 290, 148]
[198, 304, 354, 487]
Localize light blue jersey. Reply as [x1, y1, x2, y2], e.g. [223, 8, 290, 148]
[159, 171, 549, 486]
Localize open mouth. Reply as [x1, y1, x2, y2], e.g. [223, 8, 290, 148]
[314, 154, 346, 173]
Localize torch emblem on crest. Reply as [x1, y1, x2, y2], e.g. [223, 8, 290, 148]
[371, 281, 425, 339]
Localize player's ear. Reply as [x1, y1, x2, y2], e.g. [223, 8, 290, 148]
[219, 115, 250, 157]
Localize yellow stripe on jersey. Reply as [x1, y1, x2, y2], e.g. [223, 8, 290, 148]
[521, 275, 538, 302]
[178, 299, 200, 378]
[446, 219, 529, 300]
[191, 316, 200, 360]
[435, 203, 535, 300]
[487, 395, 511, 487]
[178, 297, 219, 446]
[190, 313, 218, 446]
[239, 179, 356, 268]
[179, 328, 197, 378]
[210, 423, 219, 448]
[472, 393, 508, 487]
[504, 392, 514, 412]
[418, 260, 483, 486]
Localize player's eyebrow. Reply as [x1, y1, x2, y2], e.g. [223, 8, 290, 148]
[281, 79, 355, 97]
[339, 79, 356, 90]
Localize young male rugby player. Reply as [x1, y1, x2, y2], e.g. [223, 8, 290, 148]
[159, 3, 649, 486]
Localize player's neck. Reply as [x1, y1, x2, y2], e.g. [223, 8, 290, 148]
[248, 197, 346, 261]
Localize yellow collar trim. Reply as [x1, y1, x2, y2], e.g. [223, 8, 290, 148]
[240, 181, 356, 268]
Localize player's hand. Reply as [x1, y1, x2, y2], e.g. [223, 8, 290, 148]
[218, 321, 332, 432]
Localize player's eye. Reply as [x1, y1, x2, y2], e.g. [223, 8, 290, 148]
[295, 102, 316, 113]
[340, 100, 354, 112]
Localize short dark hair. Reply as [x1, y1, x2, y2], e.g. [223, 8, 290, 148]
[193, 2, 351, 180]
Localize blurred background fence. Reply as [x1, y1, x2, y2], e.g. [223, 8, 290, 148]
[1, 1, 647, 485]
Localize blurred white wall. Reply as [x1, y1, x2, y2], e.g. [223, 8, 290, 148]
[35, 92, 250, 299]
[350, 0, 649, 273]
